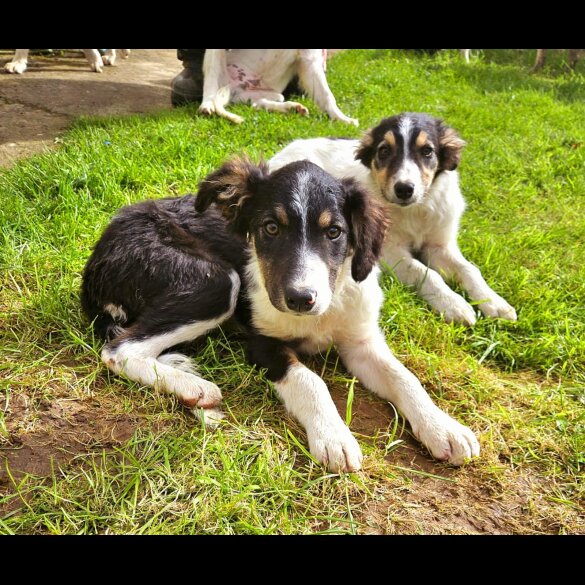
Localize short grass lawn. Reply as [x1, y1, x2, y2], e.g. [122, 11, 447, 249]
[1, 49, 584, 534]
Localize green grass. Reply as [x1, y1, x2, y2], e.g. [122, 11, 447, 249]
[1, 49, 584, 534]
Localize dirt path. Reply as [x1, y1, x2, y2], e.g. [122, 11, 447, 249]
[0, 49, 182, 168]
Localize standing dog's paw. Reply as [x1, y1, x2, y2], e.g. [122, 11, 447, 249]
[478, 295, 517, 321]
[4, 61, 27, 74]
[307, 421, 363, 473]
[413, 410, 480, 466]
[102, 53, 116, 67]
[90, 57, 104, 73]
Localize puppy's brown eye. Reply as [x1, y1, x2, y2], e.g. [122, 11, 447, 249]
[378, 144, 391, 159]
[421, 146, 434, 157]
[263, 221, 279, 237]
[326, 226, 342, 240]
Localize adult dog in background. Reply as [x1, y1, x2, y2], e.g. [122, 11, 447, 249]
[198, 49, 358, 126]
[270, 113, 517, 326]
[3, 49, 130, 74]
[82, 159, 479, 472]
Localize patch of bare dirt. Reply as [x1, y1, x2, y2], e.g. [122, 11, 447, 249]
[0, 392, 138, 512]
[328, 383, 583, 534]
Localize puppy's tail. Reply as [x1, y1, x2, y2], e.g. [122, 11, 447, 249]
[91, 304, 129, 341]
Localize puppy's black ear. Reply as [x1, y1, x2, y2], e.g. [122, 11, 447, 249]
[195, 157, 268, 229]
[437, 121, 466, 171]
[343, 178, 389, 282]
[354, 128, 376, 168]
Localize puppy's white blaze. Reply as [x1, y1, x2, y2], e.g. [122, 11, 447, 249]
[398, 115, 413, 144]
[392, 158, 425, 201]
[290, 251, 332, 315]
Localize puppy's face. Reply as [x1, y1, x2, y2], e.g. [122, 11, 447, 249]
[196, 159, 388, 316]
[356, 113, 466, 207]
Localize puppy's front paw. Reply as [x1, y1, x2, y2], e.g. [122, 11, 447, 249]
[478, 295, 517, 321]
[434, 294, 477, 326]
[4, 61, 27, 74]
[332, 113, 359, 126]
[413, 410, 480, 466]
[307, 421, 363, 473]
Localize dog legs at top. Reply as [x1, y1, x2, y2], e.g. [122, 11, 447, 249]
[424, 244, 517, 321]
[4, 49, 29, 74]
[337, 331, 480, 465]
[297, 49, 358, 126]
[82, 49, 105, 72]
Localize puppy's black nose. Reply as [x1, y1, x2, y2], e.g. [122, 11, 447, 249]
[395, 182, 415, 200]
[285, 288, 317, 313]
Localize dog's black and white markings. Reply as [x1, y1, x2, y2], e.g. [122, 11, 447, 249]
[270, 112, 517, 326]
[82, 159, 479, 472]
[198, 49, 358, 126]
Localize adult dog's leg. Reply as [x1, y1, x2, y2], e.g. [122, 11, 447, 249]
[234, 89, 309, 116]
[4, 49, 29, 74]
[531, 49, 546, 72]
[101, 270, 240, 424]
[297, 49, 358, 126]
[424, 244, 517, 321]
[460, 49, 471, 63]
[247, 335, 362, 473]
[384, 245, 477, 325]
[82, 49, 105, 73]
[102, 49, 117, 66]
[337, 331, 480, 465]
[198, 49, 243, 124]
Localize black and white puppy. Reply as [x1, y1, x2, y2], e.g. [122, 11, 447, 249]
[81, 159, 479, 472]
[270, 113, 517, 326]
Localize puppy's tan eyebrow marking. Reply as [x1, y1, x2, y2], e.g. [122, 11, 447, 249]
[274, 204, 289, 225]
[416, 131, 429, 147]
[318, 210, 332, 228]
[383, 131, 396, 147]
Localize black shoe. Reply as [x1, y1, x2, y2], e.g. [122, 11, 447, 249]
[171, 63, 204, 107]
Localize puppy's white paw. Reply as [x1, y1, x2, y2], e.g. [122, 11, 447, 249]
[332, 113, 359, 126]
[478, 295, 517, 321]
[307, 421, 363, 473]
[192, 407, 225, 429]
[413, 410, 480, 466]
[434, 294, 477, 326]
[4, 61, 27, 74]
[120, 49, 131, 58]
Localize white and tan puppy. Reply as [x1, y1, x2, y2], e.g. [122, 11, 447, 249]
[270, 112, 517, 326]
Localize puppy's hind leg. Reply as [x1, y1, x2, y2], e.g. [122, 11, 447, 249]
[102, 270, 240, 426]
